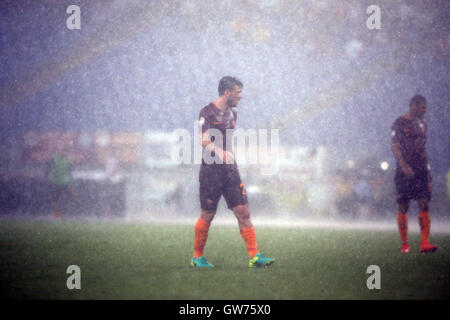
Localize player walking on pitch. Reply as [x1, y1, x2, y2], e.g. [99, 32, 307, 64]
[191, 76, 275, 268]
[391, 95, 438, 253]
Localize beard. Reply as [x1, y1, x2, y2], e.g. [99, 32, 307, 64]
[227, 98, 236, 108]
[417, 111, 425, 119]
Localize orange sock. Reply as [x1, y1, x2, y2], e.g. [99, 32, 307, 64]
[193, 218, 211, 258]
[418, 211, 430, 243]
[397, 212, 408, 243]
[240, 226, 258, 258]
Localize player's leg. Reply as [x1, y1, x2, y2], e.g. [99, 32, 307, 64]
[415, 171, 437, 253]
[233, 204, 253, 231]
[233, 204, 257, 255]
[395, 172, 410, 252]
[191, 208, 216, 267]
[52, 186, 62, 220]
[231, 204, 274, 267]
[223, 174, 256, 257]
[224, 171, 275, 267]
[194, 209, 216, 258]
[417, 198, 438, 253]
[191, 176, 222, 267]
[52, 200, 61, 220]
[397, 203, 409, 252]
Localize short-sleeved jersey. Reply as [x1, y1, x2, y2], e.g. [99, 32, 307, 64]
[199, 102, 237, 165]
[49, 154, 71, 186]
[391, 115, 428, 171]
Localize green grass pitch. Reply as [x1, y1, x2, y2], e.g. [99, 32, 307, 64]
[0, 219, 449, 300]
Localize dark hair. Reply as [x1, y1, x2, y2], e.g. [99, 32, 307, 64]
[409, 94, 427, 107]
[218, 76, 243, 96]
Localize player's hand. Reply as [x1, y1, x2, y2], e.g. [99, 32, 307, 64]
[223, 150, 235, 164]
[401, 164, 414, 178]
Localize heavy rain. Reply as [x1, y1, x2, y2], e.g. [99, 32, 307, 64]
[0, 0, 449, 302]
[1, 0, 448, 229]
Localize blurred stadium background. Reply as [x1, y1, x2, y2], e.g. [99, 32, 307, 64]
[0, 0, 449, 223]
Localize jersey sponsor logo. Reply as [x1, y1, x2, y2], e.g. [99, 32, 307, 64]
[213, 121, 223, 125]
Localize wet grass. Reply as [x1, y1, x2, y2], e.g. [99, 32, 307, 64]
[0, 219, 449, 299]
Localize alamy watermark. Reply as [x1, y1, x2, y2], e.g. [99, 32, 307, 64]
[66, 5, 81, 30]
[367, 5, 381, 30]
[366, 265, 381, 290]
[66, 265, 81, 290]
[66, 4, 381, 31]
[172, 121, 280, 175]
